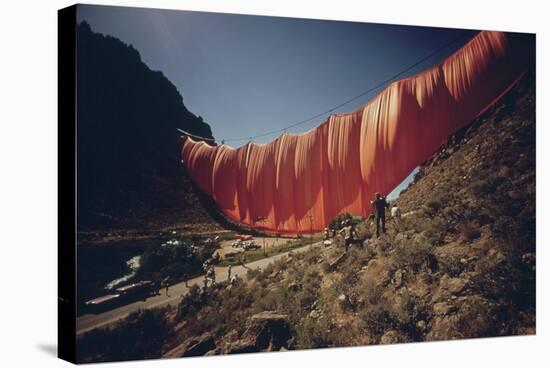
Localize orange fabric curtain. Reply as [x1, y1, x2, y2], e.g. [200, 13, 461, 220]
[181, 31, 532, 234]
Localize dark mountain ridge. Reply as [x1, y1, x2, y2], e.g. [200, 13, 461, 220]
[76, 22, 219, 233]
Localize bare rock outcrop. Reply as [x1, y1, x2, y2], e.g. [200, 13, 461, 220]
[224, 311, 291, 354]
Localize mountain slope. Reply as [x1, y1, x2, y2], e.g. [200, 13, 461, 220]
[179, 71, 535, 347]
[76, 71, 535, 362]
[76, 22, 220, 233]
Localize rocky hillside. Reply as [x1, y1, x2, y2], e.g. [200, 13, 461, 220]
[76, 72, 535, 362]
[76, 22, 221, 233]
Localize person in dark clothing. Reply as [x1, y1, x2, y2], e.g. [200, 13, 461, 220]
[162, 276, 171, 297]
[371, 192, 389, 237]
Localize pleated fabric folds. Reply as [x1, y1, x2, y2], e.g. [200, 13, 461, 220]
[181, 31, 532, 234]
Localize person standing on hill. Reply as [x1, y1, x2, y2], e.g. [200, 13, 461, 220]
[371, 192, 389, 237]
[339, 219, 357, 252]
[162, 276, 171, 297]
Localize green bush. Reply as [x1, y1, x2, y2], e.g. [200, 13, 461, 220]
[138, 239, 216, 282]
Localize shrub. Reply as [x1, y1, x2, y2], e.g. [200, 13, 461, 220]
[437, 254, 465, 277]
[442, 206, 460, 223]
[470, 179, 488, 196]
[424, 217, 448, 245]
[392, 238, 433, 273]
[356, 275, 383, 306]
[196, 283, 254, 338]
[361, 303, 399, 337]
[137, 239, 214, 282]
[492, 216, 519, 242]
[355, 220, 373, 240]
[77, 307, 170, 363]
[425, 200, 442, 216]
[390, 292, 417, 327]
[176, 284, 204, 321]
[246, 268, 261, 280]
[329, 213, 360, 232]
[295, 315, 335, 349]
[462, 224, 481, 242]
[255, 286, 288, 312]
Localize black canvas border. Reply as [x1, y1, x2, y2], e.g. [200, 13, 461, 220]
[58, 4, 77, 364]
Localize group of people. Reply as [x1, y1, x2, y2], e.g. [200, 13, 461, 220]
[163, 194, 399, 295]
[336, 192, 402, 252]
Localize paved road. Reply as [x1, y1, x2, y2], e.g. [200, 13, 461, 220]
[76, 241, 321, 336]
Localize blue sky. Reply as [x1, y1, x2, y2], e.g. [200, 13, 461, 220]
[388, 167, 420, 201]
[77, 5, 477, 146]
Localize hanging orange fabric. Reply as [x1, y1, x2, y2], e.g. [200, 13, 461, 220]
[181, 31, 532, 234]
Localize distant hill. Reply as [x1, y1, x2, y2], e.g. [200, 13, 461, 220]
[76, 21, 220, 233]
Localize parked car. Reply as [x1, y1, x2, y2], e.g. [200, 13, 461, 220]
[242, 241, 260, 250]
[84, 294, 121, 313]
[115, 280, 155, 300]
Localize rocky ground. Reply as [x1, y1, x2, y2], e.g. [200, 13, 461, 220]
[76, 74, 535, 363]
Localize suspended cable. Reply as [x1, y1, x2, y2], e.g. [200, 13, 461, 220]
[176, 128, 216, 142]
[179, 32, 475, 144]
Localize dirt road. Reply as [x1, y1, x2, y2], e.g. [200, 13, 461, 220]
[76, 241, 321, 336]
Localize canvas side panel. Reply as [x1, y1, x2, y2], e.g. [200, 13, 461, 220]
[58, 4, 77, 364]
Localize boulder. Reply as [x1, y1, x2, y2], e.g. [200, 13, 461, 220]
[394, 233, 409, 242]
[433, 302, 457, 316]
[287, 282, 301, 292]
[328, 253, 347, 270]
[392, 269, 404, 288]
[440, 276, 469, 294]
[163, 333, 216, 358]
[309, 310, 321, 319]
[448, 278, 468, 294]
[487, 248, 506, 265]
[427, 296, 497, 341]
[413, 232, 430, 245]
[204, 348, 221, 356]
[426, 316, 460, 341]
[338, 294, 350, 309]
[225, 311, 291, 354]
